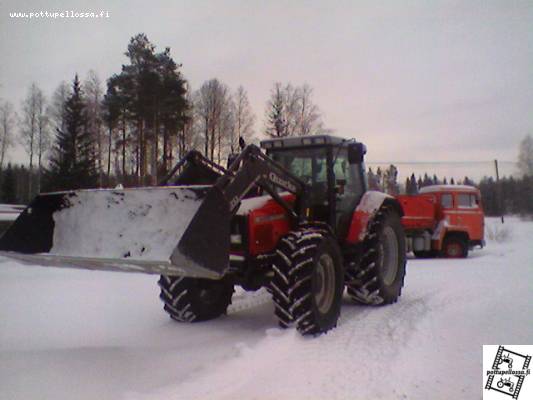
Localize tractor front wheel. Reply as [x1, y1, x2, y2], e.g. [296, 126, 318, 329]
[271, 228, 344, 335]
[159, 276, 234, 322]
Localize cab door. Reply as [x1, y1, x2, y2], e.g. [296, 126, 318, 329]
[332, 148, 365, 239]
[455, 192, 484, 241]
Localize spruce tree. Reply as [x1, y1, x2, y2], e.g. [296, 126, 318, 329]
[45, 75, 97, 191]
[1, 163, 17, 203]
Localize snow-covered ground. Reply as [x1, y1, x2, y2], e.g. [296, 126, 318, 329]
[0, 217, 531, 400]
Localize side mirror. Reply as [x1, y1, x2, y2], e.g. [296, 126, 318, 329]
[348, 143, 365, 164]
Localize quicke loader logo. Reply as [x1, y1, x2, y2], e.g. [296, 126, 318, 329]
[484, 345, 531, 399]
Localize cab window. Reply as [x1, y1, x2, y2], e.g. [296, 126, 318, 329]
[457, 193, 478, 208]
[440, 194, 453, 208]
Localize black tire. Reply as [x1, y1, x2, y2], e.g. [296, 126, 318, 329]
[346, 206, 407, 305]
[413, 250, 436, 259]
[159, 276, 234, 322]
[271, 228, 344, 335]
[441, 235, 468, 258]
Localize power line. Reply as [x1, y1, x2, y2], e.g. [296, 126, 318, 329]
[366, 160, 515, 165]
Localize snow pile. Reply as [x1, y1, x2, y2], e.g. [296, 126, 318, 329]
[485, 219, 512, 243]
[0, 217, 531, 400]
[0, 204, 24, 222]
[51, 187, 205, 260]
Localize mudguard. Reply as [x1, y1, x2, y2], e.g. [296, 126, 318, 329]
[345, 191, 403, 244]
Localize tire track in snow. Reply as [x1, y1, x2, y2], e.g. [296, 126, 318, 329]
[125, 293, 431, 400]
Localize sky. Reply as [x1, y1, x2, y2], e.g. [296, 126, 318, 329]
[1, 0, 531, 179]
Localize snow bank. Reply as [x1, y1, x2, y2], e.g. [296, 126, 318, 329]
[0, 204, 24, 222]
[51, 187, 205, 261]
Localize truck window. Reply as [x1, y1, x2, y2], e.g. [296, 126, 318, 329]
[441, 194, 453, 208]
[457, 193, 477, 208]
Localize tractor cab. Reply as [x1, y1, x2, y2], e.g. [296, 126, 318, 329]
[260, 135, 367, 237]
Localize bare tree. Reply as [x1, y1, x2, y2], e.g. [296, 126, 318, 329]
[231, 86, 255, 151]
[518, 134, 533, 177]
[35, 90, 50, 192]
[48, 81, 70, 134]
[265, 82, 326, 138]
[195, 79, 233, 163]
[176, 87, 197, 160]
[85, 70, 104, 186]
[296, 84, 324, 136]
[0, 101, 17, 171]
[20, 83, 41, 197]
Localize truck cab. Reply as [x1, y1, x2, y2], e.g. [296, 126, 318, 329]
[398, 185, 485, 258]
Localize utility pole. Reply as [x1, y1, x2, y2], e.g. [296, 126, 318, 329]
[494, 159, 504, 224]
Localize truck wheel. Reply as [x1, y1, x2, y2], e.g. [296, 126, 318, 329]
[272, 228, 344, 335]
[346, 206, 406, 305]
[441, 236, 468, 258]
[158, 276, 234, 322]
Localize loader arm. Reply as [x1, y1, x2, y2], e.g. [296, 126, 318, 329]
[159, 150, 227, 186]
[215, 144, 309, 220]
[171, 145, 310, 275]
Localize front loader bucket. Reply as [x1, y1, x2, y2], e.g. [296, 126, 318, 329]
[0, 186, 231, 279]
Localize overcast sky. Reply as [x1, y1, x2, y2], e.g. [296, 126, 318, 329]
[1, 0, 531, 178]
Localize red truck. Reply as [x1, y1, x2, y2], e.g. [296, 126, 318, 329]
[397, 185, 485, 258]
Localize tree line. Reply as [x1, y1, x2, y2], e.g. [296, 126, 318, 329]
[0, 33, 326, 195]
[365, 134, 533, 217]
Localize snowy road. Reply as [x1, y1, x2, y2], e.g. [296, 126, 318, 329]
[0, 217, 532, 399]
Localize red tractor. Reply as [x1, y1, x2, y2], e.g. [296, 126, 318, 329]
[397, 185, 485, 258]
[0, 135, 407, 335]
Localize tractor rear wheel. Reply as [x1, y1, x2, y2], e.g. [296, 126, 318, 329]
[271, 228, 344, 335]
[159, 276, 234, 322]
[346, 206, 406, 305]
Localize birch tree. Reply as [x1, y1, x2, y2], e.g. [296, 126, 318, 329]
[85, 70, 104, 186]
[35, 90, 50, 192]
[518, 134, 533, 177]
[20, 83, 41, 196]
[265, 82, 326, 138]
[231, 86, 255, 151]
[0, 101, 16, 172]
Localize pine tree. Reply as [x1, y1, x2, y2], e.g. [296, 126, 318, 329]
[1, 163, 16, 203]
[406, 173, 418, 194]
[45, 75, 97, 191]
